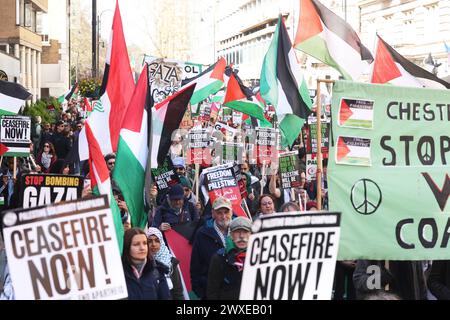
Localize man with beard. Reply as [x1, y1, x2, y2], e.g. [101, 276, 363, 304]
[190, 197, 233, 300]
[206, 217, 252, 300]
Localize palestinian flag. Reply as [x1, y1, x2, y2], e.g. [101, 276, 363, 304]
[260, 16, 312, 148]
[182, 57, 227, 105]
[336, 136, 371, 167]
[85, 122, 124, 253]
[338, 98, 374, 129]
[78, 0, 135, 161]
[294, 0, 373, 80]
[150, 84, 196, 168]
[371, 35, 450, 89]
[57, 83, 78, 103]
[0, 80, 32, 115]
[165, 221, 199, 299]
[114, 64, 149, 229]
[224, 73, 270, 126]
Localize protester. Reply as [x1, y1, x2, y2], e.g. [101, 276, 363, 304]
[353, 260, 428, 300]
[254, 194, 276, 219]
[122, 228, 170, 300]
[36, 142, 57, 173]
[152, 184, 199, 231]
[191, 196, 234, 299]
[427, 261, 450, 299]
[50, 120, 72, 159]
[146, 228, 185, 300]
[207, 216, 252, 300]
[280, 201, 300, 212]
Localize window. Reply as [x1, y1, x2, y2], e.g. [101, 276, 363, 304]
[25, 3, 32, 28]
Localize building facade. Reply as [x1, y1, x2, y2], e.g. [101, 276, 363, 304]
[40, 0, 70, 98]
[358, 0, 450, 77]
[0, 0, 48, 102]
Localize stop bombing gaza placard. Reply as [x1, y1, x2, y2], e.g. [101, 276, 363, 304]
[1, 195, 127, 300]
[328, 80, 450, 260]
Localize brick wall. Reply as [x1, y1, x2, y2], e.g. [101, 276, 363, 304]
[41, 39, 61, 64]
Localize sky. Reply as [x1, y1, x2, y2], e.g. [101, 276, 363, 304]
[81, 0, 157, 54]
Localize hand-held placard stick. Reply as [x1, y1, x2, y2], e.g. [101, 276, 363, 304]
[29, 156, 37, 168]
[260, 161, 266, 196]
[0, 156, 3, 168]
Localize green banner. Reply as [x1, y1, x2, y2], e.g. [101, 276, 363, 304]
[328, 81, 450, 260]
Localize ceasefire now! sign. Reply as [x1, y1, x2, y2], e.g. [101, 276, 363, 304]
[328, 81, 450, 260]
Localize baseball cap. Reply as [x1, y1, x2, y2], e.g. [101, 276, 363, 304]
[172, 157, 186, 168]
[230, 217, 252, 232]
[168, 184, 184, 200]
[212, 196, 232, 211]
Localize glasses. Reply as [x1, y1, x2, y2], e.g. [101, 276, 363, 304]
[107, 162, 115, 166]
[44, 145, 50, 148]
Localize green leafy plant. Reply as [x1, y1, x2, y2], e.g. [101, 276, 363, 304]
[79, 78, 102, 99]
[22, 97, 62, 124]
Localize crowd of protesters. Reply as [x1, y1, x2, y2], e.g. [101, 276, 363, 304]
[0, 97, 448, 301]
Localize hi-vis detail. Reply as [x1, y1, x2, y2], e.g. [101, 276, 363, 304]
[0, 115, 31, 156]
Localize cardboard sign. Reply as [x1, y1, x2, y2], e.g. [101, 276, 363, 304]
[151, 157, 180, 192]
[240, 212, 341, 300]
[203, 163, 247, 217]
[20, 174, 84, 209]
[146, 56, 204, 104]
[306, 154, 318, 182]
[0, 115, 31, 156]
[187, 128, 211, 166]
[303, 117, 330, 155]
[255, 127, 279, 166]
[1, 195, 127, 300]
[279, 151, 301, 189]
[220, 142, 244, 164]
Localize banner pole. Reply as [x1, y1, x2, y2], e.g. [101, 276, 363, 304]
[316, 79, 323, 210]
[0, 156, 3, 168]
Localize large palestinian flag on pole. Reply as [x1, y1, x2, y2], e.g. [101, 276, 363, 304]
[260, 16, 312, 148]
[114, 64, 149, 229]
[223, 73, 270, 126]
[182, 57, 227, 105]
[371, 35, 450, 89]
[150, 84, 196, 168]
[78, 0, 135, 161]
[85, 122, 124, 253]
[0, 80, 32, 115]
[294, 0, 373, 81]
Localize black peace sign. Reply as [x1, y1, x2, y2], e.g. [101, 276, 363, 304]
[350, 179, 382, 215]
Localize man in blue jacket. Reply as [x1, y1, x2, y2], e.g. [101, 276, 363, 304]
[190, 196, 233, 299]
[152, 184, 199, 232]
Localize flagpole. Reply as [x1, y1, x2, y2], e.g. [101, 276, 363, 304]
[316, 80, 323, 210]
[316, 79, 335, 211]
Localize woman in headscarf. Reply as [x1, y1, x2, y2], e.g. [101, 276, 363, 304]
[122, 228, 170, 300]
[146, 227, 185, 300]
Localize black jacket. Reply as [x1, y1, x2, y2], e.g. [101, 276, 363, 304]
[427, 260, 450, 300]
[353, 260, 428, 300]
[207, 247, 245, 300]
[122, 259, 171, 300]
[190, 219, 225, 299]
